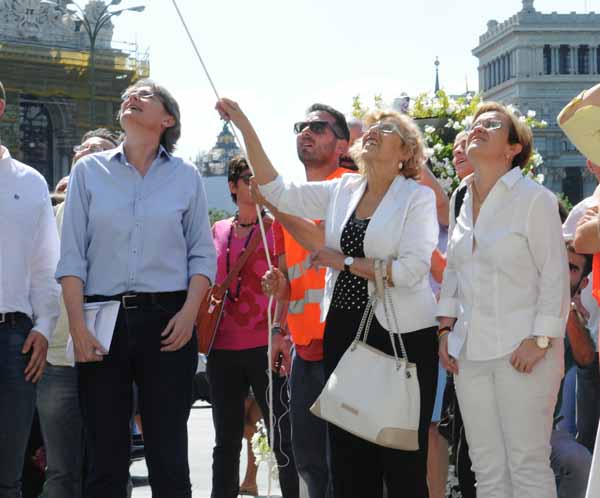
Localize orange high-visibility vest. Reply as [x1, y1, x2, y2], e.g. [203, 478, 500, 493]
[284, 167, 349, 346]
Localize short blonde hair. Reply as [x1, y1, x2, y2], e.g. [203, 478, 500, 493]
[473, 102, 533, 169]
[349, 110, 426, 180]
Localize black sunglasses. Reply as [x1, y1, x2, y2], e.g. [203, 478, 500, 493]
[293, 120, 344, 139]
[238, 174, 253, 185]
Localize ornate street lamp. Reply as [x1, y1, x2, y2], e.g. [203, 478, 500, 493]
[41, 0, 145, 125]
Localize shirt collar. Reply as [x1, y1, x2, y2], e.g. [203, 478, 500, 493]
[462, 167, 522, 190]
[108, 143, 171, 163]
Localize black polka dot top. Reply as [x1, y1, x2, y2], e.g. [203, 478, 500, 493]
[330, 211, 370, 312]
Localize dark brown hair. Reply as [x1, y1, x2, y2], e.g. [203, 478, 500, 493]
[227, 156, 251, 203]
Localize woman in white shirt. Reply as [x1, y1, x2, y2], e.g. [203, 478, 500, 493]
[438, 102, 570, 498]
[216, 99, 439, 498]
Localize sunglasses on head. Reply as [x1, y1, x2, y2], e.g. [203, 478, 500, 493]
[293, 120, 344, 139]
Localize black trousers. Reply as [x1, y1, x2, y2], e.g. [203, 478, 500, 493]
[207, 347, 299, 498]
[77, 292, 198, 498]
[324, 307, 438, 498]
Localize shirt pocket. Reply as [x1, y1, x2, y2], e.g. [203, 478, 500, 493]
[0, 191, 38, 235]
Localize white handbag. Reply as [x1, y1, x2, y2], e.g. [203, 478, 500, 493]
[310, 260, 421, 450]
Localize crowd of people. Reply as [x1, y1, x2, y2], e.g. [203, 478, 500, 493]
[1, 74, 600, 498]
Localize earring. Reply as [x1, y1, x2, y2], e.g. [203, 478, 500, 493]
[399, 161, 404, 171]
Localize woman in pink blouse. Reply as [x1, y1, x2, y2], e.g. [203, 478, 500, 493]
[207, 156, 298, 498]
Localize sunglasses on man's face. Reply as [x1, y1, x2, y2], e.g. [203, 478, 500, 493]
[293, 120, 343, 139]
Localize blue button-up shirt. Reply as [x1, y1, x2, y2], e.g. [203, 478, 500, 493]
[56, 145, 216, 296]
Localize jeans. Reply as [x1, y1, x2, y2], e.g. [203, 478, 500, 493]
[576, 358, 600, 452]
[37, 364, 86, 498]
[78, 292, 197, 498]
[289, 352, 332, 498]
[557, 366, 577, 436]
[550, 428, 592, 498]
[0, 314, 36, 498]
[207, 347, 298, 498]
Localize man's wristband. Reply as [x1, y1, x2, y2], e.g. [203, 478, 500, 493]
[271, 323, 283, 336]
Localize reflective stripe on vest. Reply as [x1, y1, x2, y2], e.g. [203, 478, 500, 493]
[287, 255, 313, 282]
[288, 288, 325, 315]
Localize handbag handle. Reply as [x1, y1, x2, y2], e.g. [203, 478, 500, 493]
[212, 216, 273, 299]
[351, 259, 409, 371]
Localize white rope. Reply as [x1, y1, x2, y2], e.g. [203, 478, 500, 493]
[170, 1, 279, 495]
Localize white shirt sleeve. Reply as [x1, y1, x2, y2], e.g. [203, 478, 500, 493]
[563, 198, 593, 241]
[29, 194, 61, 340]
[437, 189, 461, 318]
[260, 175, 337, 220]
[527, 190, 570, 337]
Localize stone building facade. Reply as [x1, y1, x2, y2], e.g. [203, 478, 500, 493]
[0, 0, 149, 188]
[473, 0, 600, 203]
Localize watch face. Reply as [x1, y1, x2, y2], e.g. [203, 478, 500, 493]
[536, 336, 550, 349]
[344, 257, 354, 266]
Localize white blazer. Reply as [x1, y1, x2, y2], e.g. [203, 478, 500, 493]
[260, 173, 439, 334]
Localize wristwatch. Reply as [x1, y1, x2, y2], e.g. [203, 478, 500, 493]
[535, 336, 551, 350]
[343, 256, 355, 272]
[271, 323, 283, 336]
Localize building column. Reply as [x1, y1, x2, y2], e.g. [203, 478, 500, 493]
[478, 66, 484, 92]
[552, 46, 559, 74]
[535, 46, 544, 75]
[495, 59, 499, 85]
[591, 46, 598, 74]
[571, 46, 578, 74]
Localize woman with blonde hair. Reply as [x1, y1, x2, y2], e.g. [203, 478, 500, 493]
[216, 99, 439, 498]
[438, 101, 569, 498]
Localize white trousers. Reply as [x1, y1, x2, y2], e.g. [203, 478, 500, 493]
[455, 341, 564, 498]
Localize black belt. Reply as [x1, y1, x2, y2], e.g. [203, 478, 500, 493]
[85, 291, 187, 310]
[0, 312, 30, 326]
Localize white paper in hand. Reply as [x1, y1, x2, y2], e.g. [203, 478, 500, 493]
[65, 301, 120, 365]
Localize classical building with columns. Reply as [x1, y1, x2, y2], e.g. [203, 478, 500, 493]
[473, 0, 600, 203]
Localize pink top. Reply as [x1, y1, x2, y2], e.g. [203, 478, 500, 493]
[211, 217, 282, 351]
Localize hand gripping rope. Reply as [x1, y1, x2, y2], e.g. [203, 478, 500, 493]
[170, 2, 287, 496]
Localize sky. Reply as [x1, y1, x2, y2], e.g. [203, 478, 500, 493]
[111, 0, 600, 178]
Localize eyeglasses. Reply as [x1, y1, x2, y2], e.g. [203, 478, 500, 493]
[121, 89, 157, 102]
[238, 174, 253, 185]
[471, 118, 503, 131]
[366, 122, 405, 140]
[293, 120, 344, 139]
[73, 144, 106, 154]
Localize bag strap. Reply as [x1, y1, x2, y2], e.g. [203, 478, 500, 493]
[453, 184, 467, 222]
[212, 216, 273, 299]
[351, 260, 409, 370]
